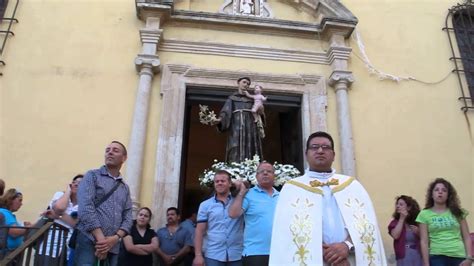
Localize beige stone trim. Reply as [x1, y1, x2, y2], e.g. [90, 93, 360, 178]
[159, 39, 328, 65]
[328, 33, 356, 177]
[136, 1, 357, 39]
[151, 65, 327, 227]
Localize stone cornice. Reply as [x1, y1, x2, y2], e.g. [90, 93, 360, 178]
[181, 67, 315, 86]
[317, 0, 358, 22]
[140, 29, 163, 45]
[328, 70, 354, 88]
[163, 64, 322, 86]
[167, 64, 189, 74]
[301, 74, 322, 85]
[320, 19, 356, 39]
[172, 10, 319, 32]
[159, 39, 328, 65]
[327, 46, 352, 65]
[136, 2, 357, 39]
[135, 2, 171, 24]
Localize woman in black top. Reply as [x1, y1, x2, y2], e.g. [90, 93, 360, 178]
[119, 207, 158, 266]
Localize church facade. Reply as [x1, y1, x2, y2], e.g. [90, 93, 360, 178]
[1, 0, 473, 261]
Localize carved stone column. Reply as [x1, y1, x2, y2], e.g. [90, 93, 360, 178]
[127, 17, 162, 213]
[329, 71, 355, 176]
[328, 34, 356, 176]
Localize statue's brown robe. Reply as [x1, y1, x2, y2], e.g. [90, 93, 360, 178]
[218, 92, 263, 163]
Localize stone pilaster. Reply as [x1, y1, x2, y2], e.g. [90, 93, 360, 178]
[328, 32, 356, 177]
[127, 16, 162, 214]
[329, 70, 355, 176]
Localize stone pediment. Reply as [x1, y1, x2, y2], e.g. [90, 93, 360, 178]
[284, 0, 357, 22]
[218, 0, 357, 22]
[136, 0, 358, 38]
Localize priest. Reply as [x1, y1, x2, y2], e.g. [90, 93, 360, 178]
[269, 131, 386, 266]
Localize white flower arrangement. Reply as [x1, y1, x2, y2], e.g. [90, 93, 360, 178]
[198, 155, 301, 188]
[198, 105, 219, 125]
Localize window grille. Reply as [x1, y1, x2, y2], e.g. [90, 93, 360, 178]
[444, 1, 474, 112]
[0, 0, 19, 76]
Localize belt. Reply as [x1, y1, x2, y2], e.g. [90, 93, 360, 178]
[405, 244, 417, 249]
[232, 109, 252, 113]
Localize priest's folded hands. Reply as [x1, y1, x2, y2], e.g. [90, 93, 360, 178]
[323, 242, 350, 265]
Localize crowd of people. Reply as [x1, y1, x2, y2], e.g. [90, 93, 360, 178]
[0, 132, 472, 266]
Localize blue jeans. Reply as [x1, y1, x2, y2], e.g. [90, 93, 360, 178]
[429, 255, 464, 266]
[204, 257, 242, 266]
[68, 249, 75, 266]
[73, 231, 118, 266]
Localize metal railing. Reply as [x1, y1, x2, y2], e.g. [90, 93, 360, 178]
[443, 1, 474, 112]
[0, 0, 20, 76]
[0, 221, 70, 266]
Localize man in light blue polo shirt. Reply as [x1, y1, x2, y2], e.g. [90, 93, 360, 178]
[193, 170, 244, 266]
[229, 161, 279, 266]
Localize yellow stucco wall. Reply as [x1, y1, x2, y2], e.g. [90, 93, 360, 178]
[1, 0, 473, 262]
[1, 0, 143, 217]
[344, 0, 473, 258]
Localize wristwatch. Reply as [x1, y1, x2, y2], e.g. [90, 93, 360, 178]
[344, 240, 355, 252]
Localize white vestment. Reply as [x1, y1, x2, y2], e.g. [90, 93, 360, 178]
[269, 171, 387, 266]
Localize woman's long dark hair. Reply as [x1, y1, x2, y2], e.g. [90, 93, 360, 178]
[392, 195, 420, 225]
[424, 178, 464, 220]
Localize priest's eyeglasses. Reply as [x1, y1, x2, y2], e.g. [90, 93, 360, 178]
[308, 144, 333, 151]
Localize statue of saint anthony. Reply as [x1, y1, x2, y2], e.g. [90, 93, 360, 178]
[213, 77, 263, 163]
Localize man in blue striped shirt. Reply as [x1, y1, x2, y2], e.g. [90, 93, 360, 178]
[193, 170, 244, 266]
[75, 141, 133, 266]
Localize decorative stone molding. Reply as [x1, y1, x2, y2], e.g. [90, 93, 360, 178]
[327, 46, 352, 65]
[219, 0, 273, 18]
[159, 39, 328, 65]
[171, 10, 318, 36]
[316, 0, 358, 21]
[135, 1, 172, 24]
[158, 39, 355, 66]
[136, 0, 357, 39]
[328, 70, 354, 88]
[151, 64, 327, 227]
[135, 54, 161, 74]
[140, 29, 163, 45]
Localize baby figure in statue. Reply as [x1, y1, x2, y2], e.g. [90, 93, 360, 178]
[244, 84, 267, 122]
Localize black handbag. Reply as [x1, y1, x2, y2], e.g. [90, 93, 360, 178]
[68, 180, 122, 249]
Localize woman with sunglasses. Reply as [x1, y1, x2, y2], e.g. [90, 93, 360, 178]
[37, 174, 83, 265]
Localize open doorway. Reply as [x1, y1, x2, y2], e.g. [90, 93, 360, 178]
[178, 87, 304, 219]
